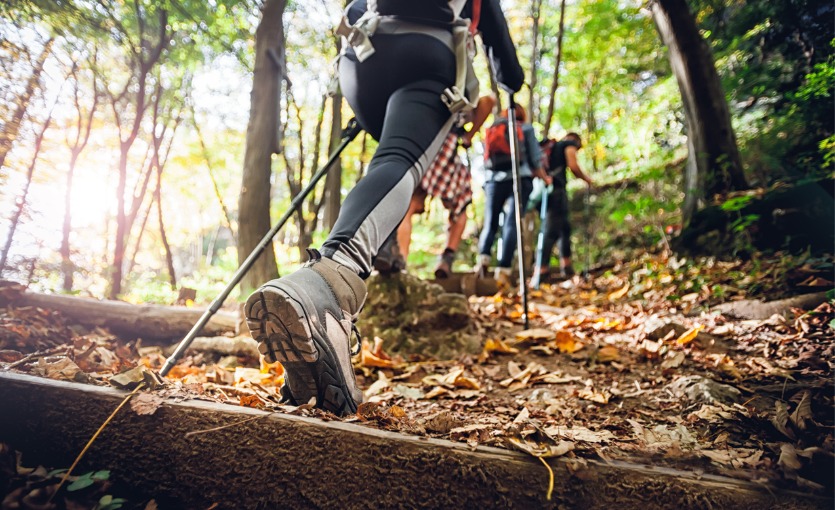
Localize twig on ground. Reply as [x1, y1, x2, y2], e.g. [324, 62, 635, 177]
[49, 382, 146, 502]
[184, 414, 269, 438]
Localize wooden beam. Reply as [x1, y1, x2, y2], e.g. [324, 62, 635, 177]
[0, 372, 826, 509]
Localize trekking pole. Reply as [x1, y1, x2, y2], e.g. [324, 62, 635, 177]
[160, 118, 363, 377]
[506, 94, 530, 329]
[583, 181, 591, 280]
[531, 183, 550, 290]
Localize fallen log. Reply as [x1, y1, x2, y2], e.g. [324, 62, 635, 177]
[0, 372, 827, 510]
[5, 289, 239, 342]
[713, 291, 829, 320]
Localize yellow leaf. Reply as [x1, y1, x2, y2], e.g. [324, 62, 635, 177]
[675, 325, 704, 345]
[607, 283, 630, 301]
[554, 330, 581, 353]
[361, 338, 399, 368]
[483, 338, 520, 355]
[597, 345, 620, 363]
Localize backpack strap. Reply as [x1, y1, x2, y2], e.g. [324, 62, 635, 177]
[336, 1, 480, 115]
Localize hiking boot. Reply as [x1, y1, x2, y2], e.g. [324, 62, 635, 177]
[244, 249, 367, 416]
[474, 254, 492, 279]
[560, 264, 576, 279]
[434, 248, 456, 279]
[373, 235, 406, 275]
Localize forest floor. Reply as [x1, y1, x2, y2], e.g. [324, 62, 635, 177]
[1, 251, 833, 509]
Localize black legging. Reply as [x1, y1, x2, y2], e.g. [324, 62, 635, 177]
[541, 186, 572, 263]
[320, 33, 456, 278]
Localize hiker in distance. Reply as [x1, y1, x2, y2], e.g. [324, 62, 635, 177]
[475, 104, 549, 288]
[537, 132, 595, 281]
[375, 94, 497, 279]
[244, 0, 524, 415]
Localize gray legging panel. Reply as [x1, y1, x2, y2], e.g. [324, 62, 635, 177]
[321, 34, 456, 278]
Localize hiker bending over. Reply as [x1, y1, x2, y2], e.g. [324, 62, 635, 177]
[244, 0, 524, 415]
[475, 104, 548, 287]
[537, 132, 594, 280]
[376, 94, 497, 279]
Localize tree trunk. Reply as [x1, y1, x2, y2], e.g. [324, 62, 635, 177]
[0, 38, 53, 171]
[527, 0, 543, 124]
[650, 0, 747, 223]
[323, 92, 343, 230]
[237, 0, 286, 295]
[61, 61, 99, 292]
[542, 0, 567, 137]
[0, 105, 56, 275]
[191, 105, 234, 234]
[155, 176, 177, 289]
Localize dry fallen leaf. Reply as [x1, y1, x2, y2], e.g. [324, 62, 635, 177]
[578, 387, 611, 404]
[596, 345, 620, 363]
[607, 283, 630, 301]
[554, 330, 582, 353]
[130, 392, 164, 416]
[361, 337, 400, 368]
[515, 328, 557, 344]
[675, 325, 704, 345]
[483, 338, 520, 355]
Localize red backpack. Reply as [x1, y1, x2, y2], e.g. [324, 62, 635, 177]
[483, 118, 525, 170]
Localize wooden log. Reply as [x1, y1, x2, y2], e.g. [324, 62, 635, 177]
[6, 290, 239, 342]
[0, 372, 827, 510]
[713, 291, 829, 320]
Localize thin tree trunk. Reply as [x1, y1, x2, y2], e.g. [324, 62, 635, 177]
[127, 196, 154, 276]
[356, 132, 368, 184]
[155, 169, 177, 289]
[543, 0, 567, 136]
[62, 59, 99, 292]
[0, 39, 53, 171]
[237, 0, 286, 294]
[527, 0, 543, 123]
[0, 105, 56, 274]
[190, 104, 234, 234]
[650, 0, 746, 223]
[323, 92, 343, 230]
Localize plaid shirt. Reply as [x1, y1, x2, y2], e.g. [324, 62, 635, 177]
[420, 132, 472, 220]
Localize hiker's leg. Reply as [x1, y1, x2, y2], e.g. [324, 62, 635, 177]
[497, 178, 533, 268]
[541, 189, 564, 273]
[446, 209, 467, 252]
[553, 188, 573, 274]
[397, 191, 426, 259]
[244, 32, 455, 415]
[477, 180, 507, 258]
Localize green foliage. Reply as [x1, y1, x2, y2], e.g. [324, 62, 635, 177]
[67, 470, 110, 492]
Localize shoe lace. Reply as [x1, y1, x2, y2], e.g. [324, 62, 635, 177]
[350, 322, 362, 356]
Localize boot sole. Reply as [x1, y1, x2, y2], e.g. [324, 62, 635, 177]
[244, 283, 358, 416]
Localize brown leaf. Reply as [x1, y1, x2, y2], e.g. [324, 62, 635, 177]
[32, 357, 90, 383]
[596, 345, 620, 363]
[515, 328, 556, 344]
[772, 401, 796, 440]
[239, 394, 265, 409]
[130, 393, 164, 416]
[789, 390, 813, 431]
[578, 387, 610, 404]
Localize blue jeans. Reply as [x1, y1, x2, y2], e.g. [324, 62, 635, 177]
[478, 177, 533, 268]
